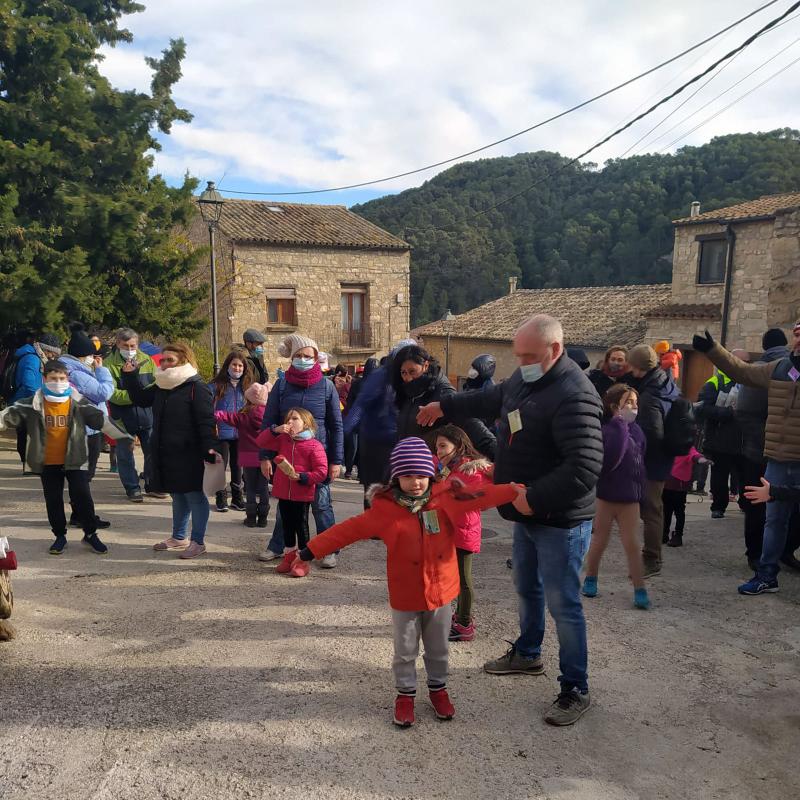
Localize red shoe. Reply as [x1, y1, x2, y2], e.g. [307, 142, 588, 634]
[429, 688, 455, 720]
[276, 551, 296, 574]
[448, 620, 475, 642]
[289, 559, 310, 578]
[393, 694, 415, 727]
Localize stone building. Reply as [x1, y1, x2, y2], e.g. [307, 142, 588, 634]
[187, 199, 410, 374]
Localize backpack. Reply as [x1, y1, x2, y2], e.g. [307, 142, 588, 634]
[663, 397, 696, 457]
[0, 351, 21, 404]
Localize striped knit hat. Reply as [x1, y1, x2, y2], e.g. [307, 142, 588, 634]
[390, 437, 435, 480]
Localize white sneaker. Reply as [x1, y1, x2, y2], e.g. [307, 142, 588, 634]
[258, 549, 281, 562]
[321, 553, 337, 569]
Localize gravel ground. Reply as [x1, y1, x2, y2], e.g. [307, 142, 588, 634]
[0, 439, 798, 800]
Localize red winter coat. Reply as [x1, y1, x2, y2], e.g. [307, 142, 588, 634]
[307, 480, 518, 611]
[214, 405, 266, 468]
[439, 456, 493, 553]
[255, 429, 328, 501]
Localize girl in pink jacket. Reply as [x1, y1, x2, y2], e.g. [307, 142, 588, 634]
[433, 424, 493, 642]
[662, 446, 708, 548]
[256, 407, 328, 577]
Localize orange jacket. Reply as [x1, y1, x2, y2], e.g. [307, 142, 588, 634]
[660, 349, 682, 381]
[307, 480, 518, 611]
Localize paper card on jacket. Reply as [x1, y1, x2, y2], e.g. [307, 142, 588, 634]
[422, 510, 440, 534]
[789, 367, 800, 382]
[508, 409, 523, 434]
[203, 453, 227, 495]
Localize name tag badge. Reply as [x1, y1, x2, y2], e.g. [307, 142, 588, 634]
[422, 510, 440, 534]
[508, 409, 523, 434]
[789, 367, 800, 383]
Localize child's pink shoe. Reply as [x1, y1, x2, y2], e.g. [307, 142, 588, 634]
[448, 619, 475, 642]
[289, 559, 310, 578]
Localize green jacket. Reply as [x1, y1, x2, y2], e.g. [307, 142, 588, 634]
[0, 390, 105, 473]
[105, 349, 156, 431]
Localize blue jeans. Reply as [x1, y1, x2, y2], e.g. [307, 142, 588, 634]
[171, 491, 210, 545]
[115, 425, 152, 493]
[267, 480, 335, 553]
[512, 520, 592, 693]
[758, 459, 800, 581]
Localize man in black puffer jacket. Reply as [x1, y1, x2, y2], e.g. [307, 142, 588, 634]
[417, 314, 603, 727]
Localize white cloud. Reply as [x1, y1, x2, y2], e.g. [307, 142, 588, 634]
[97, 0, 800, 196]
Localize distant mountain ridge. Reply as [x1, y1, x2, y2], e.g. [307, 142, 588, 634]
[352, 129, 800, 326]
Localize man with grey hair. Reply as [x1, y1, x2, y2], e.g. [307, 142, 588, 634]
[418, 313, 604, 726]
[105, 328, 158, 502]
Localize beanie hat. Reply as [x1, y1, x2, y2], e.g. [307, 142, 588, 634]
[390, 437, 435, 480]
[37, 333, 62, 355]
[43, 359, 69, 376]
[627, 344, 658, 372]
[654, 340, 670, 355]
[245, 381, 271, 406]
[243, 328, 266, 344]
[277, 334, 318, 359]
[762, 328, 788, 350]
[67, 322, 96, 358]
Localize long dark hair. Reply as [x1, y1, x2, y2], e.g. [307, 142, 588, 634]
[211, 349, 254, 402]
[391, 344, 440, 402]
[433, 423, 482, 466]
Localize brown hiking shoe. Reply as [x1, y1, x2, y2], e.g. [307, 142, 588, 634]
[483, 644, 544, 675]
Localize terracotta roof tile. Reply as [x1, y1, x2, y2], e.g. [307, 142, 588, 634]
[413, 284, 672, 348]
[200, 198, 410, 250]
[673, 192, 800, 225]
[644, 302, 721, 320]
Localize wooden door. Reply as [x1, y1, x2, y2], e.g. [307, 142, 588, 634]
[682, 350, 714, 400]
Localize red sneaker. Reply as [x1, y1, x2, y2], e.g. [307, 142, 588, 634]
[429, 688, 455, 720]
[289, 559, 310, 578]
[393, 694, 415, 727]
[276, 551, 296, 574]
[448, 620, 475, 642]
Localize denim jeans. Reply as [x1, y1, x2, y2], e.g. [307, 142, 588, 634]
[171, 491, 210, 545]
[512, 520, 592, 693]
[115, 425, 152, 492]
[758, 459, 800, 581]
[267, 480, 335, 554]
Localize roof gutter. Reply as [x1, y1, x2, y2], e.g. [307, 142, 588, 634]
[720, 224, 736, 348]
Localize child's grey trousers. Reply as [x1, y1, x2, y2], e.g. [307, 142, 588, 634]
[391, 604, 450, 694]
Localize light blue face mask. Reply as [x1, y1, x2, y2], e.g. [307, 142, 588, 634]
[253, 346, 264, 356]
[292, 357, 315, 371]
[520, 362, 544, 383]
[294, 429, 314, 440]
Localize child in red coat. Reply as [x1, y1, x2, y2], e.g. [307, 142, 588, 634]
[433, 424, 493, 643]
[294, 436, 522, 728]
[255, 407, 327, 576]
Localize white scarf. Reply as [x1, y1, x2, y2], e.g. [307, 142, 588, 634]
[154, 363, 198, 390]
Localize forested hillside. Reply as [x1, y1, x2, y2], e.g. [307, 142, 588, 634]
[353, 130, 800, 326]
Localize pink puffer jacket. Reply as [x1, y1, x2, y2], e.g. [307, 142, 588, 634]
[255, 429, 328, 502]
[440, 457, 493, 553]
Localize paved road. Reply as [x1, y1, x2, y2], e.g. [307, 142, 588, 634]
[0, 441, 798, 799]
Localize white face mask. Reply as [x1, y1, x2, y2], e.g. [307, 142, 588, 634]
[467, 368, 479, 379]
[120, 348, 137, 361]
[619, 407, 638, 424]
[83, 355, 95, 366]
[44, 380, 70, 396]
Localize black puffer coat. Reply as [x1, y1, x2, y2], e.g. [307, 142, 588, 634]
[122, 371, 219, 494]
[696, 373, 742, 456]
[396, 372, 497, 460]
[440, 355, 603, 528]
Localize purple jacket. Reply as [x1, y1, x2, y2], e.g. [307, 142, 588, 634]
[596, 416, 647, 504]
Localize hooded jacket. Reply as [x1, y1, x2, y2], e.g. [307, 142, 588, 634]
[255, 429, 328, 502]
[629, 367, 680, 481]
[61, 355, 113, 434]
[10, 344, 46, 402]
[106, 349, 157, 432]
[595, 415, 647, 504]
[462, 354, 496, 391]
[440, 354, 604, 528]
[304, 480, 518, 611]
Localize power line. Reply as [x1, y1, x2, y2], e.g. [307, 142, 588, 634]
[403, 0, 800, 234]
[216, 0, 782, 197]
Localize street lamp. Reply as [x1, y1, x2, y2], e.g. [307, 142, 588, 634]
[442, 309, 456, 377]
[197, 180, 225, 374]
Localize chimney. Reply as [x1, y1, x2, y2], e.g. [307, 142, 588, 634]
[690, 201, 701, 218]
[509, 276, 518, 294]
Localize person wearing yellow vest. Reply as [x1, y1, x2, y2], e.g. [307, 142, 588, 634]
[0, 360, 109, 555]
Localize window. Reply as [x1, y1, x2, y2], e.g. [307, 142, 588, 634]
[265, 288, 297, 327]
[341, 284, 368, 347]
[696, 236, 727, 284]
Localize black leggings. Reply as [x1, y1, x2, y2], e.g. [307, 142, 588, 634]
[41, 466, 97, 537]
[278, 499, 310, 550]
[662, 489, 687, 536]
[16, 422, 27, 466]
[218, 440, 242, 497]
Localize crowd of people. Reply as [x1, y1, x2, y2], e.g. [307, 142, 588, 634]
[1, 313, 799, 729]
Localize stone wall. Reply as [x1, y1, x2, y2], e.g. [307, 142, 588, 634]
[769, 209, 800, 329]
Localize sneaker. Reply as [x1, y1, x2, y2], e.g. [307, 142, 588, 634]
[244, 514, 257, 528]
[276, 551, 296, 574]
[49, 535, 67, 555]
[214, 503, 229, 514]
[633, 588, 650, 610]
[667, 535, 683, 548]
[320, 553, 337, 569]
[83, 533, 108, 554]
[643, 562, 661, 578]
[544, 690, 591, 726]
[256, 514, 269, 528]
[229, 499, 246, 512]
[711, 510, 725, 519]
[429, 688, 455, 720]
[145, 489, 168, 499]
[449, 620, 475, 642]
[483, 644, 545, 676]
[179, 542, 207, 559]
[738, 575, 779, 595]
[127, 489, 143, 504]
[581, 576, 598, 597]
[258, 549, 281, 562]
[289, 559, 310, 578]
[393, 695, 415, 728]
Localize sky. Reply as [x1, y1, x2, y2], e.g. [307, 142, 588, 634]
[97, 0, 800, 208]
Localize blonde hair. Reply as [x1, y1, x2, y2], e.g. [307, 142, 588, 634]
[161, 342, 198, 368]
[285, 407, 317, 434]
